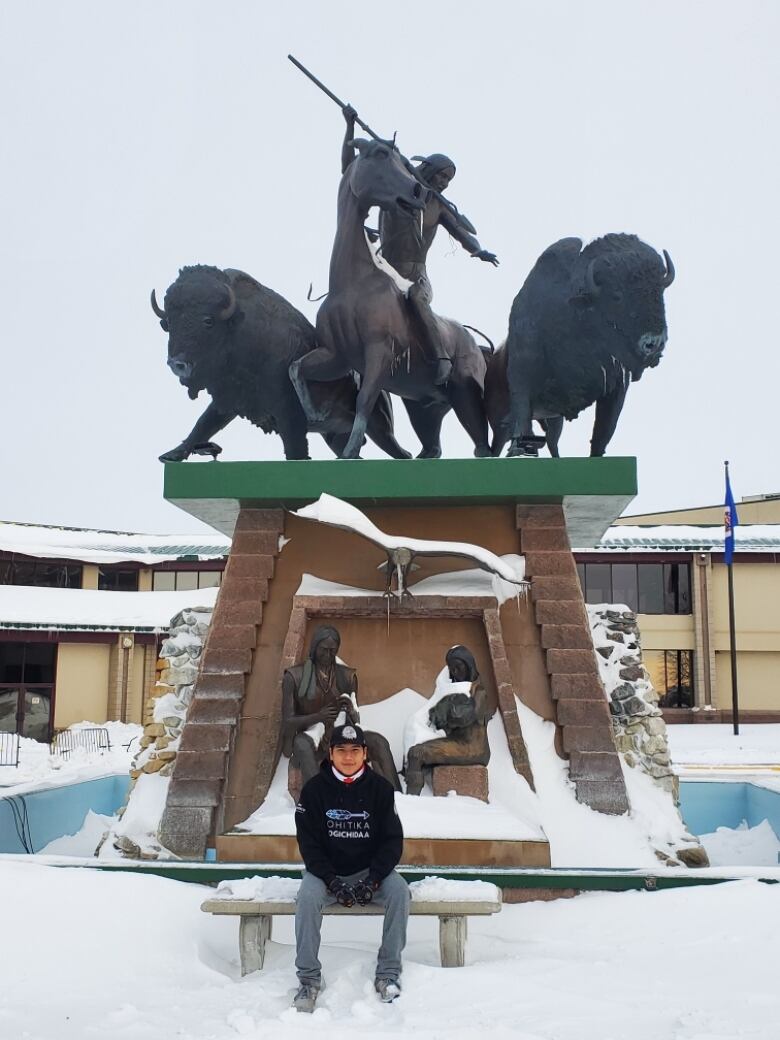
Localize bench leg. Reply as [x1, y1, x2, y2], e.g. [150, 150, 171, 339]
[239, 914, 272, 976]
[438, 915, 467, 968]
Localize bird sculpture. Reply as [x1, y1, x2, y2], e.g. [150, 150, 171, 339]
[294, 493, 528, 599]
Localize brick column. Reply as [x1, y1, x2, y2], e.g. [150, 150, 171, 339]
[158, 508, 283, 858]
[518, 505, 629, 815]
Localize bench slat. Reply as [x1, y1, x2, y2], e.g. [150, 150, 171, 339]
[202, 899, 501, 916]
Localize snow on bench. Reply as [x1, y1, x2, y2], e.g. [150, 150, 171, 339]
[201, 875, 502, 973]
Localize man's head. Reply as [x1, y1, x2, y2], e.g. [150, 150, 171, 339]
[414, 153, 456, 193]
[309, 625, 340, 669]
[329, 723, 368, 776]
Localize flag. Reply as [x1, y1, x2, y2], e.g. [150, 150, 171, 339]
[724, 467, 739, 566]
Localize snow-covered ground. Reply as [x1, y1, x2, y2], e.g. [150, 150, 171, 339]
[667, 724, 780, 768]
[0, 859, 778, 1040]
[0, 721, 140, 795]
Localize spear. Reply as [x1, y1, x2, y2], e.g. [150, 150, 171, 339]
[288, 54, 478, 235]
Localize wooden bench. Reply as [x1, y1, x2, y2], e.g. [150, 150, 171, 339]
[201, 895, 502, 975]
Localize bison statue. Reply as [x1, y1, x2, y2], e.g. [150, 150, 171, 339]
[152, 265, 410, 461]
[485, 234, 675, 457]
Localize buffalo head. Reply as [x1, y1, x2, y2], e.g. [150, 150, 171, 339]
[572, 236, 675, 377]
[151, 266, 239, 396]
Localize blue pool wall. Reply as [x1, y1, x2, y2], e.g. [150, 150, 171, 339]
[679, 782, 780, 837]
[0, 774, 130, 854]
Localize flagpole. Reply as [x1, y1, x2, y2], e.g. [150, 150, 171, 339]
[724, 461, 740, 736]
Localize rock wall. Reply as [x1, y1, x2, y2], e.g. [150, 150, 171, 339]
[586, 604, 708, 867]
[103, 606, 212, 859]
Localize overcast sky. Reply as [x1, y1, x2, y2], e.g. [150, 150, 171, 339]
[2, 1, 778, 534]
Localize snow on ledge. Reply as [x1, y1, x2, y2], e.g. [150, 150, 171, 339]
[294, 494, 526, 587]
[296, 556, 526, 605]
[0, 585, 219, 631]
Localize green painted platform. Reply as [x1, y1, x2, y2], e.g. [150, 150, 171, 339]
[7, 857, 777, 892]
[164, 457, 637, 547]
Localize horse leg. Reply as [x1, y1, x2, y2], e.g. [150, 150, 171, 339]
[403, 398, 448, 458]
[323, 431, 349, 457]
[541, 416, 564, 457]
[289, 347, 350, 425]
[448, 377, 491, 458]
[341, 347, 389, 459]
[366, 390, 412, 460]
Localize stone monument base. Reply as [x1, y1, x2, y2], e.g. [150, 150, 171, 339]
[432, 765, 489, 802]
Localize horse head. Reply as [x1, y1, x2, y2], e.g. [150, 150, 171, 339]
[346, 139, 428, 217]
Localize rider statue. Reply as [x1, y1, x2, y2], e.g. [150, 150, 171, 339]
[341, 107, 499, 385]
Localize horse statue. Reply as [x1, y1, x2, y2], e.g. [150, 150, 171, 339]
[288, 138, 492, 459]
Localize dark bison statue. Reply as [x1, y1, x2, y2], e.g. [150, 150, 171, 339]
[152, 265, 410, 461]
[485, 234, 675, 457]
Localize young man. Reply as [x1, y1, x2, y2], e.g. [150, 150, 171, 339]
[293, 723, 409, 1013]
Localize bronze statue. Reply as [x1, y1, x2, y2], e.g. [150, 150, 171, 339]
[485, 234, 675, 458]
[281, 626, 401, 790]
[405, 646, 493, 796]
[152, 266, 411, 462]
[341, 107, 498, 386]
[289, 138, 492, 459]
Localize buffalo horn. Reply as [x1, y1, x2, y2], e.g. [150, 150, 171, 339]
[585, 258, 601, 296]
[219, 284, 237, 321]
[150, 289, 166, 319]
[662, 249, 675, 288]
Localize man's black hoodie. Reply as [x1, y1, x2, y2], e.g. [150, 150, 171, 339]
[295, 760, 403, 886]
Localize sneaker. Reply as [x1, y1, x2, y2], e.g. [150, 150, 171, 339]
[293, 982, 320, 1013]
[375, 978, 401, 1003]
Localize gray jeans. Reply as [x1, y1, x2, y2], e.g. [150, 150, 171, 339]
[295, 869, 410, 985]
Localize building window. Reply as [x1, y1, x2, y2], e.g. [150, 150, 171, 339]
[152, 570, 222, 592]
[644, 649, 694, 708]
[0, 559, 82, 588]
[576, 562, 691, 614]
[0, 642, 56, 742]
[98, 568, 139, 591]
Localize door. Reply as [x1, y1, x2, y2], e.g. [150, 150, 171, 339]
[0, 643, 57, 742]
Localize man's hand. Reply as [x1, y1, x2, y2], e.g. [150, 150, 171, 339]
[472, 249, 499, 266]
[328, 878, 356, 907]
[319, 703, 340, 724]
[343, 104, 357, 125]
[354, 877, 380, 906]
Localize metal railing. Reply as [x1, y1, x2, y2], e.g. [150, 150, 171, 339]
[50, 727, 111, 757]
[0, 731, 20, 767]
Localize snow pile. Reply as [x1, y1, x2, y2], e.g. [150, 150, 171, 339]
[295, 493, 526, 588]
[0, 583, 219, 631]
[407, 877, 501, 902]
[38, 810, 115, 856]
[215, 875, 300, 902]
[700, 819, 780, 868]
[1, 859, 779, 1039]
[0, 721, 139, 796]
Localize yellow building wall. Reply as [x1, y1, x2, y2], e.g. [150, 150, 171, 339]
[710, 563, 780, 652]
[138, 568, 153, 592]
[616, 498, 780, 525]
[636, 613, 696, 650]
[54, 643, 111, 728]
[714, 651, 780, 711]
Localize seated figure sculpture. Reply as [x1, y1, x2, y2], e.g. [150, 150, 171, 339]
[281, 625, 401, 791]
[404, 645, 493, 796]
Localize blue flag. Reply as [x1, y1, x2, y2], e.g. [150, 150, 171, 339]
[724, 469, 739, 565]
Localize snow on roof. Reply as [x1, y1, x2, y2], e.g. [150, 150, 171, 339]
[0, 585, 219, 632]
[0, 521, 230, 565]
[577, 524, 780, 553]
